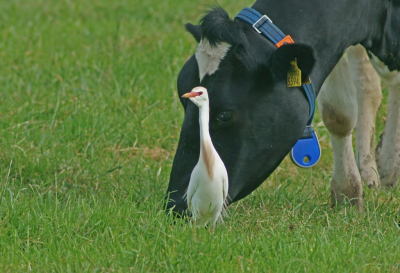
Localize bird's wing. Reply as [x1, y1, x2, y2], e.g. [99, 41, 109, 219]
[222, 177, 228, 200]
[222, 175, 229, 213]
[186, 174, 199, 210]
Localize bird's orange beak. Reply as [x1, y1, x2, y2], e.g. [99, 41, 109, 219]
[182, 91, 203, 98]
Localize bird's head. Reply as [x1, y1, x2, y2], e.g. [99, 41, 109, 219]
[181, 86, 208, 108]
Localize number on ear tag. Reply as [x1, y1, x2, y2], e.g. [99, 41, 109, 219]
[287, 59, 302, 87]
[290, 130, 321, 168]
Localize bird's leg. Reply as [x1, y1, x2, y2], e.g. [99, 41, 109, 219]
[210, 225, 214, 234]
[192, 222, 196, 234]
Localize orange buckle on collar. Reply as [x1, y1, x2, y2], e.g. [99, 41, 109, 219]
[275, 35, 295, 48]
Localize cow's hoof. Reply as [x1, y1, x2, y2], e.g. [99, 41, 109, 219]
[381, 180, 397, 189]
[376, 133, 400, 189]
[379, 172, 399, 189]
[331, 178, 364, 211]
[358, 153, 380, 188]
[360, 163, 380, 189]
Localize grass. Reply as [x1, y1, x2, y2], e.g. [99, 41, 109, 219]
[0, 0, 399, 271]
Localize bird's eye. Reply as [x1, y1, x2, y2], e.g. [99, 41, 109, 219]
[216, 111, 233, 124]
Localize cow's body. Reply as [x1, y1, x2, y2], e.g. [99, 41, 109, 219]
[166, 0, 400, 215]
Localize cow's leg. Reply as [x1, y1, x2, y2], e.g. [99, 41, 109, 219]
[346, 45, 382, 188]
[318, 56, 363, 210]
[370, 55, 400, 188]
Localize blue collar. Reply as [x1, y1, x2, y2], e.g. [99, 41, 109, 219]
[236, 7, 320, 168]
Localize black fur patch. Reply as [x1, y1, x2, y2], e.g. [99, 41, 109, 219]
[200, 7, 245, 46]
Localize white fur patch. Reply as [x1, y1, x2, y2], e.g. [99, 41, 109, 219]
[195, 39, 231, 82]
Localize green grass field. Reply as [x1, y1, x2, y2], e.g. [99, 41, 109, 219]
[1, 0, 399, 272]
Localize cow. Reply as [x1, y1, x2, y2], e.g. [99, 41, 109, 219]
[165, 0, 400, 215]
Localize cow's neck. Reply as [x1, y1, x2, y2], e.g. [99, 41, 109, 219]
[251, 0, 392, 92]
[369, 2, 400, 71]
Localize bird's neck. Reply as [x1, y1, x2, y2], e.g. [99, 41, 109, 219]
[198, 105, 211, 142]
[198, 103, 216, 180]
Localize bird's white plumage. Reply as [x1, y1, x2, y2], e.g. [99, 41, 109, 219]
[183, 87, 229, 229]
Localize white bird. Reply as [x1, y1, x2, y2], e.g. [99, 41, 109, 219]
[182, 86, 229, 232]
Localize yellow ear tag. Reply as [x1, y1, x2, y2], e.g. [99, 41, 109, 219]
[287, 59, 302, 87]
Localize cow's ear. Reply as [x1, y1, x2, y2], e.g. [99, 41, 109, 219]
[270, 44, 315, 83]
[185, 23, 201, 43]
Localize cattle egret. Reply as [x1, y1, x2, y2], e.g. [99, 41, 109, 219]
[182, 87, 229, 232]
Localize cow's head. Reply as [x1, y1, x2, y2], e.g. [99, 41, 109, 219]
[165, 7, 315, 216]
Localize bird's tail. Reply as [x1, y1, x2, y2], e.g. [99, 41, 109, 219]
[219, 194, 231, 222]
[182, 186, 189, 201]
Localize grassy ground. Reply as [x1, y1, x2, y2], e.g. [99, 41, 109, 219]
[0, 0, 399, 272]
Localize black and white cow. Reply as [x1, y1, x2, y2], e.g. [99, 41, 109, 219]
[166, 0, 400, 215]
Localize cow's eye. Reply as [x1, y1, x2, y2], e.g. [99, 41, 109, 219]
[216, 111, 233, 124]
